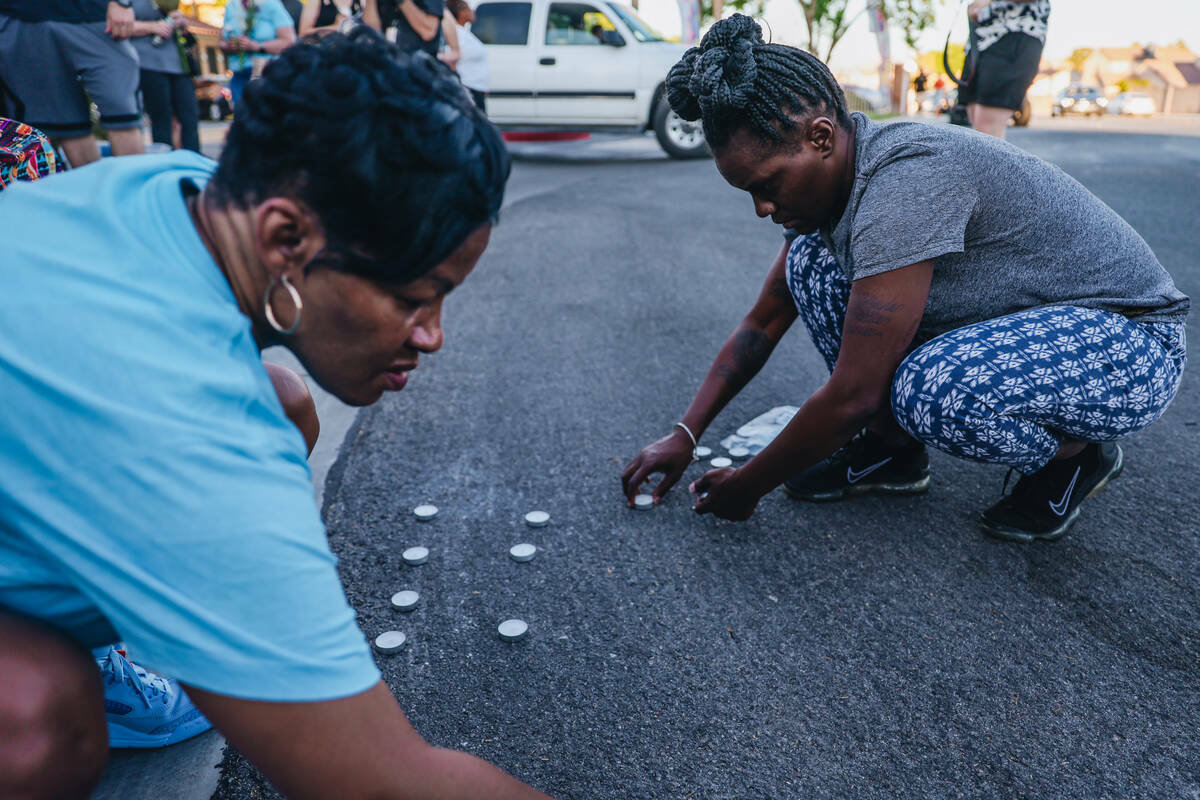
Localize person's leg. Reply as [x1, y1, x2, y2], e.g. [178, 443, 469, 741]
[267, 362, 321, 455]
[891, 306, 1186, 539]
[229, 68, 252, 109]
[61, 22, 143, 156]
[59, 135, 102, 167]
[967, 34, 1043, 140]
[140, 69, 174, 147]
[968, 103, 1012, 139]
[0, 610, 108, 800]
[106, 127, 144, 156]
[169, 72, 201, 152]
[0, 19, 98, 165]
[784, 232, 851, 375]
[782, 233, 928, 501]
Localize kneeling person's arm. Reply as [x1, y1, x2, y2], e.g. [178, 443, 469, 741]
[734, 260, 933, 498]
[185, 681, 557, 800]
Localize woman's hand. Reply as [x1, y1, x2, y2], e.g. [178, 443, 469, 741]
[621, 428, 694, 505]
[148, 20, 175, 38]
[690, 467, 760, 521]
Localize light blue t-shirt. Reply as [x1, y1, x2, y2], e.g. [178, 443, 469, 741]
[0, 152, 379, 702]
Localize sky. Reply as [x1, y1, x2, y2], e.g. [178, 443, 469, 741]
[634, 0, 1200, 72]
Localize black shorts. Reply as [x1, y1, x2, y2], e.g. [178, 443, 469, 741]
[958, 32, 1043, 111]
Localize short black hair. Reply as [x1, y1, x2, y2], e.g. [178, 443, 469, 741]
[665, 14, 851, 150]
[212, 27, 510, 284]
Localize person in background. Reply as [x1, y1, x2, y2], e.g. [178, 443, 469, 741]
[220, 0, 297, 107]
[131, 0, 201, 152]
[438, 7, 460, 68]
[0, 0, 143, 167]
[958, 0, 1049, 138]
[299, 0, 362, 37]
[365, 0, 442, 56]
[444, 0, 487, 112]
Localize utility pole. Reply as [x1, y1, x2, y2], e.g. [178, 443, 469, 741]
[866, 0, 891, 107]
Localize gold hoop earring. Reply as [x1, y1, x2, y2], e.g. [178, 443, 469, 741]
[264, 275, 303, 335]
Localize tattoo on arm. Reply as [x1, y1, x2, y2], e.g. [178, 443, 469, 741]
[714, 328, 773, 385]
[843, 295, 903, 338]
[768, 274, 794, 303]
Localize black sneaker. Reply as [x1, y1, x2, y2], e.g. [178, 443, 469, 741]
[782, 431, 931, 502]
[979, 442, 1124, 543]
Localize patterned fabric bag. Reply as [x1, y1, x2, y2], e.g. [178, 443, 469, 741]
[0, 118, 62, 190]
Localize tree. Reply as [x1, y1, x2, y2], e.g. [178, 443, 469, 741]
[917, 43, 964, 77]
[1067, 48, 1093, 74]
[700, 0, 766, 26]
[798, 0, 941, 65]
[885, 0, 939, 52]
[700, 0, 941, 65]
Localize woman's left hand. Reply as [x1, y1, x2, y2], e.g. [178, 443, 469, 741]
[690, 467, 761, 521]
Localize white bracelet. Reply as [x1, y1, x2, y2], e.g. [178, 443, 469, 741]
[673, 421, 698, 450]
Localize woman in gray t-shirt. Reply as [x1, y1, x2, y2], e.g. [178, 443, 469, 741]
[622, 15, 1187, 544]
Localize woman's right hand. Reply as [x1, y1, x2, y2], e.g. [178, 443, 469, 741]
[621, 428, 695, 506]
[148, 20, 174, 38]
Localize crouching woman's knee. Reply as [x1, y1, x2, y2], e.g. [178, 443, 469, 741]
[0, 616, 108, 800]
[266, 362, 320, 455]
[889, 348, 966, 446]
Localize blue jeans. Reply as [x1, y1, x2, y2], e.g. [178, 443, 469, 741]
[228, 67, 252, 109]
[786, 234, 1188, 474]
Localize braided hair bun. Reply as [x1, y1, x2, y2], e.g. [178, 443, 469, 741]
[665, 14, 850, 150]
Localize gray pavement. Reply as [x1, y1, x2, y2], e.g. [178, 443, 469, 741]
[102, 115, 1200, 798]
[216, 117, 1200, 799]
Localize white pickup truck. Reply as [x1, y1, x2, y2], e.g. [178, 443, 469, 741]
[469, 0, 709, 158]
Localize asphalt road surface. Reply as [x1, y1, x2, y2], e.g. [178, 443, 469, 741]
[215, 118, 1199, 799]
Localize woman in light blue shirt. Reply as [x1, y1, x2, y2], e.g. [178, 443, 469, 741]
[0, 29, 558, 800]
[220, 0, 297, 106]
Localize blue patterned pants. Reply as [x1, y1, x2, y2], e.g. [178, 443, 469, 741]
[785, 234, 1188, 474]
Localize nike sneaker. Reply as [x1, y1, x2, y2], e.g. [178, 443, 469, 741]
[979, 442, 1123, 543]
[96, 646, 213, 748]
[782, 430, 931, 502]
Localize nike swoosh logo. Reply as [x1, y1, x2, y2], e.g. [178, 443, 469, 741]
[1048, 467, 1081, 516]
[846, 458, 892, 484]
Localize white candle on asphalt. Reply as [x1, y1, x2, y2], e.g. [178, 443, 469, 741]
[402, 546, 429, 565]
[509, 543, 537, 562]
[498, 619, 529, 642]
[391, 590, 420, 611]
[374, 630, 407, 653]
[524, 510, 550, 528]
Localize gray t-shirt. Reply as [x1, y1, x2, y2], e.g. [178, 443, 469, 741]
[817, 113, 1188, 341]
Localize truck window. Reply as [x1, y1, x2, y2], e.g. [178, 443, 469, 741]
[545, 2, 615, 46]
[473, 2, 532, 45]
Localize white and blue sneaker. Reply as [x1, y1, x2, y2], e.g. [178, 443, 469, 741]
[95, 646, 213, 748]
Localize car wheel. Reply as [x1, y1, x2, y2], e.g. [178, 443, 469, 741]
[653, 101, 709, 159]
